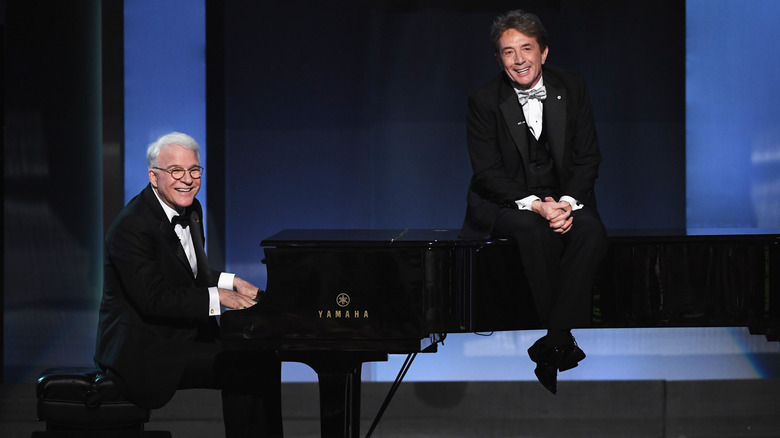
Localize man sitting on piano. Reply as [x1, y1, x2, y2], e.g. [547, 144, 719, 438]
[461, 10, 608, 394]
[94, 132, 284, 437]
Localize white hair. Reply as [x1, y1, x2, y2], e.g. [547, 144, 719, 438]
[146, 132, 201, 169]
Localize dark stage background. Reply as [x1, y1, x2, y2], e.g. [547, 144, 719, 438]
[218, 0, 685, 287]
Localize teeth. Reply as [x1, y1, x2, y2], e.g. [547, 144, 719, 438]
[175, 188, 192, 192]
[516, 67, 530, 73]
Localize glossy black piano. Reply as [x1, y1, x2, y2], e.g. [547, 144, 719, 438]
[220, 228, 780, 438]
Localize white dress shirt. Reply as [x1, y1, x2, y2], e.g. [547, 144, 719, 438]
[513, 77, 583, 212]
[152, 188, 233, 316]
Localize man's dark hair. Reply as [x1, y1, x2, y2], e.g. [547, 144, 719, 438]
[491, 10, 548, 53]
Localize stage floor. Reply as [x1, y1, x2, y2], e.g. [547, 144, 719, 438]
[4, 379, 780, 437]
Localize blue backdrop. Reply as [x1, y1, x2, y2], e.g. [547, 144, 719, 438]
[686, 0, 780, 229]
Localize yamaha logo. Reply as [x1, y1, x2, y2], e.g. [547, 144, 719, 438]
[336, 293, 350, 307]
[317, 292, 369, 319]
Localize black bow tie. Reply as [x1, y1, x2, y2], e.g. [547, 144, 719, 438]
[172, 213, 191, 228]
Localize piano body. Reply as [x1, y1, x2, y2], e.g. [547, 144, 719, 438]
[220, 228, 780, 437]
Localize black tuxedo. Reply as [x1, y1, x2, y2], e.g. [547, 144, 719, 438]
[461, 66, 607, 330]
[95, 183, 218, 407]
[462, 65, 602, 237]
[95, 184, 282, 436]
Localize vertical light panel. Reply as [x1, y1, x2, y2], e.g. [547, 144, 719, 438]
[123, 0, 207, 213]
[687, 0, 780, 230]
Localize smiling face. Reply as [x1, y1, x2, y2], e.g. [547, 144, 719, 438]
[497, 28, 548, 90]
[148, 144, 201, 212]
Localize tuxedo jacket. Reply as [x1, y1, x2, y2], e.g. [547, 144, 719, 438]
[95, 184, 220, 409]
[461, 65, 602, 238]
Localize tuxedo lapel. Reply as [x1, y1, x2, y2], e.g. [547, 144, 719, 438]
[543, 80, 567, 169]
[188, 210, 212, 283]
[499, 73, 568, 171]
[159, 219, 194, 277]
[499, 93, 531, 166]
[143, 185, 196, 279]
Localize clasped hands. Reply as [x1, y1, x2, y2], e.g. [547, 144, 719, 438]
[218, 276, 261, 310]
[533, 196, 573, 234]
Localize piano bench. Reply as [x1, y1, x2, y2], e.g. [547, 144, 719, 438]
[33, 367, 170, 437]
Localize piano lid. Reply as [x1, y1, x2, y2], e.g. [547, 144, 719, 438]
[261, 229, 488, 248]
[261, 228, 780, 248]
[606, 228, 780, 243]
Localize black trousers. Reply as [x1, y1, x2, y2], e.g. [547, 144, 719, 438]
[493, 205, 607, 331]
[179, 341, 283, 438]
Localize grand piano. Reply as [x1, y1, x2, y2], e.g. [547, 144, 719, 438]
[220, 228, 780, 437]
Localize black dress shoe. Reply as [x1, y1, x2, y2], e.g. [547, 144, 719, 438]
[528, 335, 586, 372]
[527, 338, 563, 394]
[527, 336, 547, 363]
[559, 337, 586, 372]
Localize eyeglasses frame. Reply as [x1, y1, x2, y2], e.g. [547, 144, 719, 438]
[152, 166, 204, 180]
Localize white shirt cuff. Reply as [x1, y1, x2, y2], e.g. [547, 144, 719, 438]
[218, 272, 235, 290]
[516, 195, 540, 211]
[208, 287, 221, 316]
[208, 272, 236, 316]
[560, 195, 584, 211]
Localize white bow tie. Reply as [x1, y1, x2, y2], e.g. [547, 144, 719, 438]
[516, 86, 547, 105]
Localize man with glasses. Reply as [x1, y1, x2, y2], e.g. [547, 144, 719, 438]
[95, 132, 283, 437]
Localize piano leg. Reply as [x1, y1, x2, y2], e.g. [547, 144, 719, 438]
[280, 351, 388, 438]
[318, 366, 361, 438]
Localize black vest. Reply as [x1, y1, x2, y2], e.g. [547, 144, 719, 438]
[525, 115, 560, 198]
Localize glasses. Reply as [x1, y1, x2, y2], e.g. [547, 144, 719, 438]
[152, 166, 203, 180]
